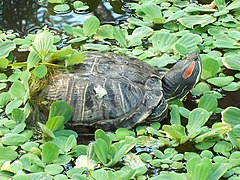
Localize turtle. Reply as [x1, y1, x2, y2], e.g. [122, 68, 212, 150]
[32, 51, 201, 131]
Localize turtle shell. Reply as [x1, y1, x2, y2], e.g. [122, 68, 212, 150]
[38, 52, 167, 130]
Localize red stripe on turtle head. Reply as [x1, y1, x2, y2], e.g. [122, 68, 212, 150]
[182, 61, 195, 79]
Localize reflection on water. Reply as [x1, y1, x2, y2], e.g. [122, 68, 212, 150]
[0, 0, 128, 35]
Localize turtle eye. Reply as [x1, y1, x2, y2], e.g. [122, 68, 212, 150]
[182, 61, 195, 79]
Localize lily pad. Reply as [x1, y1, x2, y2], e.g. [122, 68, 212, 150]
[53, 4, 70, 12]
[222, 54, 240, 71]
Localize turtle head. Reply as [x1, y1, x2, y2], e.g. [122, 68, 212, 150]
[162, 52, 201, 102]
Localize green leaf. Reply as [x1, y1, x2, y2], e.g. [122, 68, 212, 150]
[113, 27, 127, 47]
[94, 129, 111, 147]
[162, 124, 188, 143]
[91, 169, 108, 180]
[49, 45, 73, 62]
[178, 15, 216, 28]
[174, 33, 202, 53]
[44, 164, 63, 175]
[191, 82, 211, 96]
[32, 29, 54, 60]
[83, 16, 100, 36]
[222, 54, 240, 71]
[11, 108, 26, 123]
[187, 108, 210, 138]
[94, 138, 109, 164]
[201, 57, 220, 79]
[0, 58, 9, 68]
[185, 4, 217, 13]
[65, 51, 84, 66]
[9, 81, 26, 99]
[222, 107, 240, 127]
[2, 133, 27, 146]
[222, 82, 240, 91]
[150, 31, 178, 53]
[198, 94, 218, 112]
[5, 99, 23, 114]
[42, 141, 59, 164]
[226, 0, 240, 10]
[34, 64, 48, 79]
[186, 157, 212, 180]
[73, 1, 89, 11]
[0, 92, 11, 106]
[207, 76, 234, 87]
[170, 105, 181, 125]
[46, 116, 65, 132]
[115, 128, 132, 140]
[0, 41, 16, 58]
[96, 25, 114, 39]
[48, 100, 73, 123]
[0, 147, 18, 161]
[64, 135, 77, 153]
[27, 50, 41, 69]
[213, 141, 232, 154]
[128, 26, 153, 47]
[53, 4, 70, 12]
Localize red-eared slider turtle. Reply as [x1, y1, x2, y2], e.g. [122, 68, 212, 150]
[34, 52, 201, 130]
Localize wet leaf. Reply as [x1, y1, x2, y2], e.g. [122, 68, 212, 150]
[42, 141, 59, 164]
[198, 94, 218, 112]
[222, 107, 240, 127]
[0, 41, 16, 58]
[83, 16, 100, 36]
[207, 76, 234, 87]
[33, 64, 48, 79]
